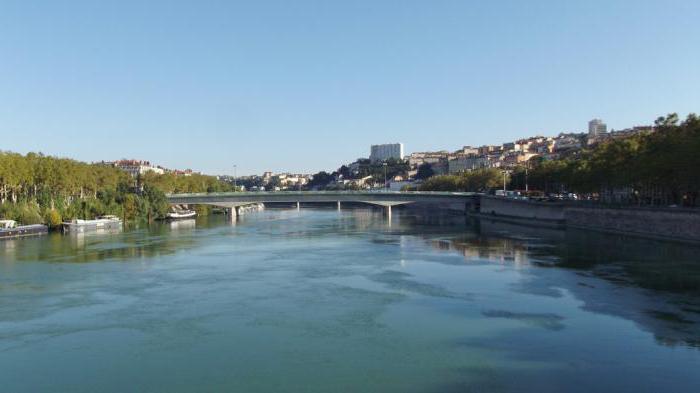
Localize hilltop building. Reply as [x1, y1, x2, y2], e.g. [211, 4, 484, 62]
[114, 160, 165, 177]
[370, 143, 404, 162]
[588, 119, 608, 138]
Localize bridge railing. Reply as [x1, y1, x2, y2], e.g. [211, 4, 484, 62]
[166, 190, 478, 198]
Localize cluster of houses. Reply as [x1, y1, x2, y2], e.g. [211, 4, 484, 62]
[127, 119, 654, 192]
[231, 119, 655, 192]
[407, 133, 584, 176]
[227, 171, 313, 192]
[406, 122, 653, 177]
[99, 159, 199, 178]
[234, 170, 393, 192]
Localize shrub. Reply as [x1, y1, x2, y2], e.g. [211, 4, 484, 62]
[44, 209, 63, 229]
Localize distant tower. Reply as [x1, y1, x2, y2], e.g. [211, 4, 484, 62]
[369, 143, 404, 162]
[588, 119, 607, 138]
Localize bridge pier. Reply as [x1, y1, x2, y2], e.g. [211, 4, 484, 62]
[357, 201, 410, 220]
[227, 206, 239, 219]
[296, 201, 300, 210]
[337, 201, 341, 211]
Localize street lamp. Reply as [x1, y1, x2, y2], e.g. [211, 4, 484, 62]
[525, 162, 529, 193]
[383, 162, 388, 190]
[502, 170, 507, 191]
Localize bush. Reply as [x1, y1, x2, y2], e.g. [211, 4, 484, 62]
[18, 203, 43, 225]
[44, 209, 63, 229]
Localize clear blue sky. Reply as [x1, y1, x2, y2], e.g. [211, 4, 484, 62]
[1, 0, 698, 175]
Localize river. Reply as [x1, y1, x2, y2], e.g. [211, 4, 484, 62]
[1, 208, 699, 392]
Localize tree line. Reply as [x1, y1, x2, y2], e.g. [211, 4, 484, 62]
[417, 113, 699, 207]
[0, 152, 233, 227]
[308, 158, 411, 190]
[510, 113, 699, 206]
[416, 168, 505, 192]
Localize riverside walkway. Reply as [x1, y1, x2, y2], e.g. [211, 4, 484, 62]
[166, 191, 478, 218]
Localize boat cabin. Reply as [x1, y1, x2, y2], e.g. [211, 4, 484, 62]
[0, 220, 17, 229]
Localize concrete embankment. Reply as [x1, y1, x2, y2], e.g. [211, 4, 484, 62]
[478, 196, 566, 228]
[404, 200, 473, 215]
[565, 205, 700, 243]
[475, 196, 700, 243]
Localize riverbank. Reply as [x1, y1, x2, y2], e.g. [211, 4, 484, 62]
[476, 196, 700, 244]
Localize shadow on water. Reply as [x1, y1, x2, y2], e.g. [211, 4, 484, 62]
[425, 215, 700, 349]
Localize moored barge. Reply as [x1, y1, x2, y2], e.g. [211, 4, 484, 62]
[62, 215, 123, 233]
[0, 220, 48, 239]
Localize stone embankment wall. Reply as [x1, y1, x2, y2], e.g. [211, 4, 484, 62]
[478, 196, 700, 243]
[480, 196, 565, 221]
[406, 200, 475, 214]
[565, 206, 700, 243]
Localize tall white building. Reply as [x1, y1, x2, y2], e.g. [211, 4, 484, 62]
[588, 119, 608, 138]
[370, 143, 404, 162]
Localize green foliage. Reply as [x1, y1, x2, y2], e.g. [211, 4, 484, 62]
[139, 171, 234, 194]
[511, 113, 700, 206]
[266, 176, 283, 189]
[0, 151, 232, 225]
[308, 171, 334, 188]
[351, 158, 409, 182]
[420, 168, 504, 192]
[44, 209, 62, 229]
[141, 184, 169, 220]
[0, 202, 43, 225]
[419, 175, 462, 191]
[416, 163, 435, 180]
[122, 194, 139, 220]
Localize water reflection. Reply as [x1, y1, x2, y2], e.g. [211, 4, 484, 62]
[0, 221, 199, 264]
[168, 219, 196, 231]
[1, 208, 700, 392]
[429, 216, 700, 348]
[481, 310, 566, 331]
[67, 228, 123, 248]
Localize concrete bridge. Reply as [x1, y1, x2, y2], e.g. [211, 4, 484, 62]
[166, 191, 478, 218]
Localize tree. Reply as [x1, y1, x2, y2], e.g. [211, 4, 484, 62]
[142, 184, 169, 220]
[419, 168, 503, 192]
[513, 113, 700, 206]
[337, 165, 351, 178]
[416, 163, 434, 180]
[0, 150, 233, 225]
[307, 171, 333, 189]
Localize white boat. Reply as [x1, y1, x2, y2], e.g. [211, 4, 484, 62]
[62, 215, 123, 233]
[166, 209, 197, 220]
[0, 219, 48, 239]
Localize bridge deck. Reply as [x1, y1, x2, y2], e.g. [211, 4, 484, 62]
[166, 191, 477, 206]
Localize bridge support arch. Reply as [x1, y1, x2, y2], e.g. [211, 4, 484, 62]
[361, 201, 413, 219]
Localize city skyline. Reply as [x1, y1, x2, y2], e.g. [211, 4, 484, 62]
[1, 1, 699, 175]
[42, 116, 662, 177]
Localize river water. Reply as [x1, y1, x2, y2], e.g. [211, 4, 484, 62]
[1, 208, 699, 392]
